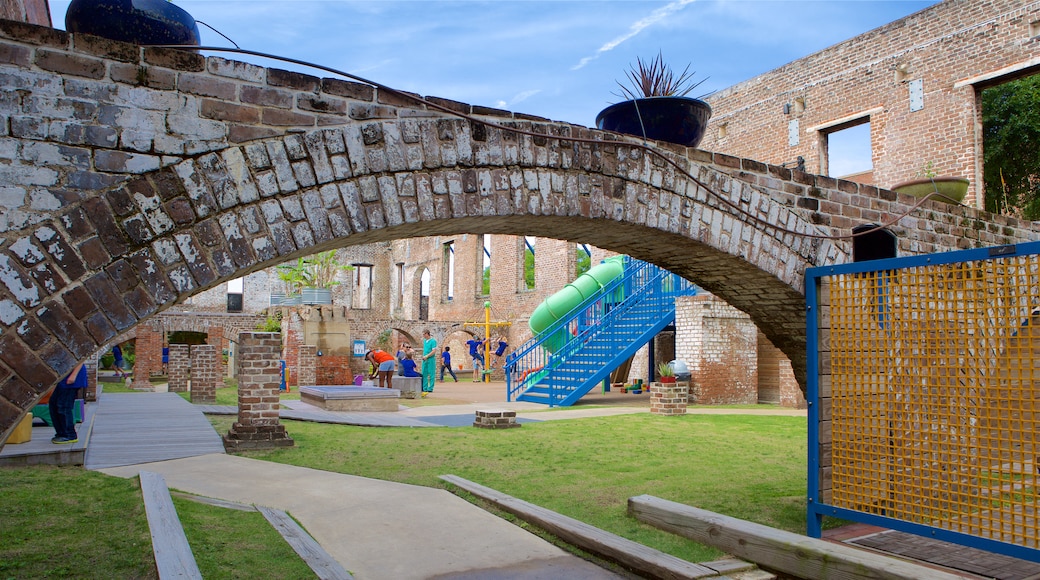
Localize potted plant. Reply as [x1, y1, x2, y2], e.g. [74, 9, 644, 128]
[890, 162, 969, 205]
[299, 250, 352, 305]
[65, 0, 201, 46]
[657, 362, 677, 384]
[596, 52, 713, 148]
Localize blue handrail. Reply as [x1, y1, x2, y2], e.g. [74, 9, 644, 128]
[505, 257, 696, 406]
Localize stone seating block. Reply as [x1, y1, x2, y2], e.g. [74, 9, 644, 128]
[473, 408, 520, 429]
[299, 386, 400, 412]
[393, 376, 422, 399]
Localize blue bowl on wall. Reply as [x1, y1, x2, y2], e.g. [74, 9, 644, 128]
[65, 0, 201, 46]
[596, 96, 713, 148]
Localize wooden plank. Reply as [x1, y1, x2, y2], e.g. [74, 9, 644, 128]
[169, 491, 257, 512]
[440, 475, 719, 579]
[139, 471, 203, 580]
[257, 506, 353, 580]
[628, 494, 968, 580]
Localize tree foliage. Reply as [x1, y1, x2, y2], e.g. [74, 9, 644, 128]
[983, 74, 1040, 218]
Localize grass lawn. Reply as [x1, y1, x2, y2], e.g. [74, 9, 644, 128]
[0, 466, 315, 579]
[208, 412, 810, 563]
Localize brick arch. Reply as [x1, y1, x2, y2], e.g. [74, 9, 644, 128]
[1, 22, 1039, 444]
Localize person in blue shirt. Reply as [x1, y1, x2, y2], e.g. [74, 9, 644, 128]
[399, 352, 422, 377]
[112, 344, 127, 379]
[51, 361, 86, 444]
[440, 346, 459, 382]
[466, 337, 485, 368]
[492, 336, 509, 368]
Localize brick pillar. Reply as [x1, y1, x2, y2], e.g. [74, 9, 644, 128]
[223, 332, 293, 451]
[82, 356, 98, 402]
[283, 311, 301, 388]
[207, 325, 225, 379]
[167, 344, 190, 393]
[190, 344, 218, 404]
[650, 381, 688, 416]
[298, 345, 316, 387]
[131, 320, 162, 391]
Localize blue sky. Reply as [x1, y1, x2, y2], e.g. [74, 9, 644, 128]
[49, 1, 938, 173]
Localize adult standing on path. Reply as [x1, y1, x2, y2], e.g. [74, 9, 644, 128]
[440, 346, 459, 382]
[421, 330, 437, 397]
[111, 343, 126, 379]
[51, 361, 85, 444]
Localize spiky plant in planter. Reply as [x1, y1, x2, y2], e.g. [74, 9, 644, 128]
[597, 52, 714, 148]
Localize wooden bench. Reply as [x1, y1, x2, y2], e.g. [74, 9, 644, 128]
[440, 475, 726, 579]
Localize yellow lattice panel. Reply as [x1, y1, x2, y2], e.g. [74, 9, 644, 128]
[824, 255, 1040, 548]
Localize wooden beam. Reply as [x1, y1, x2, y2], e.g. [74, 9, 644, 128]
[440, 475, 722, 579]
[628, 495, 968, 580]
[139, 471, 202, 580]
[257, 506, 353, 580]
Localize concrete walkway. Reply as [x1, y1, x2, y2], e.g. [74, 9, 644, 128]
[99, 454, 622, 580]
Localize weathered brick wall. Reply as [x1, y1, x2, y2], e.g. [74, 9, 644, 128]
[167, 343, 189, 393]
[130, 320, 162, 391]
[298, 344, 316, 386]
[224, 332, 291, 450]
[0, 0, 48, 26]
[676, 294, 759, 405]
[189, 344, 218, 404]
[699, 0, 1040, 207]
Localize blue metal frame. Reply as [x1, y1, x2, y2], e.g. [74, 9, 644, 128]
[505, 257, 697, 406]
[805, 240, 1040, 562]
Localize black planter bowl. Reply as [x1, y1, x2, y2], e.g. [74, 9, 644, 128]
[596, 96, 713, 148]
[65, 0, 201, 46]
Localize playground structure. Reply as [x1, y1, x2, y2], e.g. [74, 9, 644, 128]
[506, 257, 697, 406]
[462, 301, 512, 383]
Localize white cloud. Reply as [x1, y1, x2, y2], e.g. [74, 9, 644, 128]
[572, 0, 697, 70]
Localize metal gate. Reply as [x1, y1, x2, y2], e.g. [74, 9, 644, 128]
[807, 241, 1040, 562]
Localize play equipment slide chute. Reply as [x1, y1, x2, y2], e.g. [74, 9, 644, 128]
[527, 256, 625, 352]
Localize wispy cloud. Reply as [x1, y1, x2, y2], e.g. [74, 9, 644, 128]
[495, 89, 542, 111]
[571, 0, 697, 70]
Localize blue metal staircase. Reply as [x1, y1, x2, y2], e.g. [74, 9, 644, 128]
[505, 257, 697, 406]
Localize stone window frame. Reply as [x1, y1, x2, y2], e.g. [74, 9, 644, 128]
[352, 263, 373, 310]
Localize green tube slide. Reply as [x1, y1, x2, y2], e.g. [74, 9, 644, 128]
[529, 256, 625, 352]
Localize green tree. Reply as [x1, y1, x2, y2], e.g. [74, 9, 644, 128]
[575, 247, 591, 277]
[482, 266, 490, 295]
[523, 248, 535, 290]
[983, 74, 1040, 218]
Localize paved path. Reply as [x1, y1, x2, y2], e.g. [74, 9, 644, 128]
[100, 454, 622, 580]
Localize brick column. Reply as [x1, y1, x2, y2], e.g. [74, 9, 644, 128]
[131, 320, 162, 391]
[190, 345, 218, 404]
[207, 325, 226, 379]
[298, 345, 316, 387]
[650, 381, 688, 416]
[84, 356, 99, 402]
[283, 313, 302, 388]
[223, 332, 293, 451]
[167, 344, 190, 393]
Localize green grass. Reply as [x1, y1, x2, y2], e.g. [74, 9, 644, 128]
[0, 466, 155, 579]
[209, 412, 810, 563]
[0, 466, 314, 579]
[172, 497, 315, 579]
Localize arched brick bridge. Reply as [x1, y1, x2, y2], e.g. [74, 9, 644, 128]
[0, 20, 1037, 443]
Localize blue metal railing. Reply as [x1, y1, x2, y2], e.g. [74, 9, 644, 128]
[505, 257, 696, 406]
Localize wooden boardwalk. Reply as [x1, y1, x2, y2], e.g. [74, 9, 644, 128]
[84, 393, 225, 470]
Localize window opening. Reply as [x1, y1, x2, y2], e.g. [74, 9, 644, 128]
[576, 244, 591, 277]
[443, 241, 455, 301]
[352, 264, 373, 309]
[823, 120, 872, 185]
[419, 268, 431, 321]
[481, 235, 491, 296]
[396, 263, 405, 309]
[523, 237, 536, 291]
[982, 72, 1040, 219]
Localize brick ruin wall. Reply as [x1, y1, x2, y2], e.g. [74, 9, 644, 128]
[699, 0, 1040, 208]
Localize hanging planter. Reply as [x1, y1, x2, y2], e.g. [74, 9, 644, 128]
[596, 52, 713, 148]
[890, 177, 969, 205]
[301, 288, 333, 305]
[65, 0, 201, 46]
